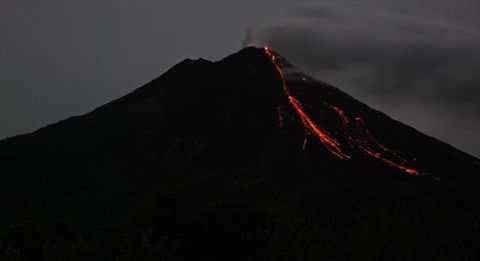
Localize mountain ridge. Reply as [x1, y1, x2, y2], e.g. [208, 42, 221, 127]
[1, 46, 480, 260]
[1, 47, 478, 170]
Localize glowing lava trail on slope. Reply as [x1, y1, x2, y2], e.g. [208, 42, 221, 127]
[264, 46, 421, 176]
[265, 47, 350, 159]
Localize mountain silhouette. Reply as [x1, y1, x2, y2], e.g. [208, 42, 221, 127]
[1, 47, 479, 260]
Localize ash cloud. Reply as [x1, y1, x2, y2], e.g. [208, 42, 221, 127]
[250, 0, 480, 157]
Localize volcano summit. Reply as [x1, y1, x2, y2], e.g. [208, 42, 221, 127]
[0, 47, 479, 260]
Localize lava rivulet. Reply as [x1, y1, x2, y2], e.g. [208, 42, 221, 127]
[265, 47, 350, 160]
[263, 46, 421, 176]
[289, 96, 351, 159]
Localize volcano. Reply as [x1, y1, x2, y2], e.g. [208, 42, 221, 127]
[1, 47, 480, 260]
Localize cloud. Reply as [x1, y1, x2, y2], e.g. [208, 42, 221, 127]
[249, 0, 480, 156]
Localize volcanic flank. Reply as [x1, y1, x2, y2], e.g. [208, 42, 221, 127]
[1, 47, 480, 260]
[264, 47, 420, 176]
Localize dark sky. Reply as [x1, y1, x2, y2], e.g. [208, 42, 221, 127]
[1, 0, 479, 157]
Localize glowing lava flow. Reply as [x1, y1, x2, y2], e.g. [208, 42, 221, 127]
[289, 96, 351, 159]
[263, 46, 421, 176]
[328, 104, 349, 125]
[265, 47, 350, 159]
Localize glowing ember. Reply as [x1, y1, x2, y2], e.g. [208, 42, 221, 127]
[263, 46, 422, 176]
[302, 135, 308, 151]
[328, 104, 349, 125]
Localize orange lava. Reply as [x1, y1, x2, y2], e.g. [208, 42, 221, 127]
[328, 105, 349, 125]
[263, 46, 422, 176]
[265, 46, 350, 159]
[289, 96, 351, 159]
[360, 145, 420, 176]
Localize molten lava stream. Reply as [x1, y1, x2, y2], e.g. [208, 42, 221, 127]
[264, 46, 350, 159]
[288, 96, 350, 159]
[263, 46, 422, 176]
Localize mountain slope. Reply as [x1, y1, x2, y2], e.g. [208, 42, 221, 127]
[263, 46, 479, 180]
[0, 47, 479, 260]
